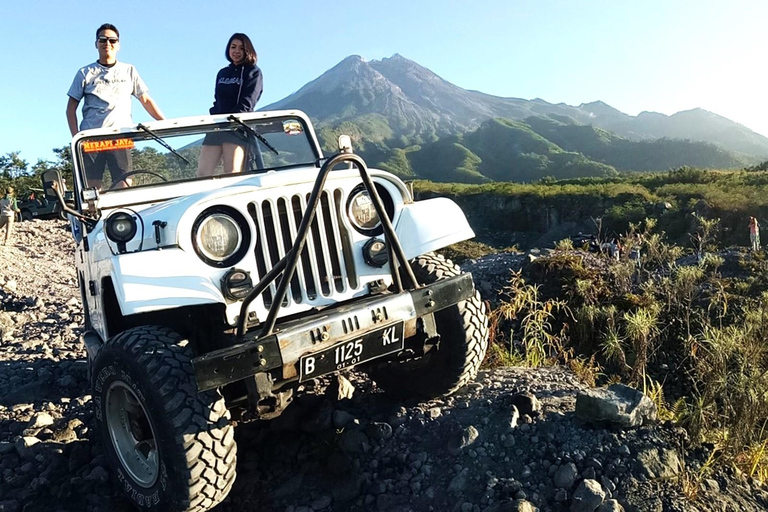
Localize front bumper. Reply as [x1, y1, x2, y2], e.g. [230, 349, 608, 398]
[192, 272, 475, 391]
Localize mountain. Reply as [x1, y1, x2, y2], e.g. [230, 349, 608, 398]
[262, 54, 768, 182]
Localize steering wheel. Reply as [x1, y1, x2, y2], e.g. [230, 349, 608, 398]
[109, 170, 168, 190]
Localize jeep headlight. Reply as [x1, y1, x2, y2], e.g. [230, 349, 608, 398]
[348, 190, 380, 231]
[193, 208, 251, 267]
[346, 183, 395, 236]
[105, 212, 137, 243]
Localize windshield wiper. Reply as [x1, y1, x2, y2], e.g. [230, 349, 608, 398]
[137, 123, 191, 166]
[227, 115, 279, 155]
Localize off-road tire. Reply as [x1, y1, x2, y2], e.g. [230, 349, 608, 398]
[20, 210, 32, 221]
[92, 326, 237, 511]
[367, 252, 489, 399]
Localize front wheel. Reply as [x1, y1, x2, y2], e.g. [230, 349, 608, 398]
[367, 253, 489, 399]
[92, 326, 237, 511]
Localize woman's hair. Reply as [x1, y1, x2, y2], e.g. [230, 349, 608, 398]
[6, 187, 13, 195]
[225, 33, 257, 66]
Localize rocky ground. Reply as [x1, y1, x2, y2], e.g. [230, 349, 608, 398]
[1, 220, 767, 511]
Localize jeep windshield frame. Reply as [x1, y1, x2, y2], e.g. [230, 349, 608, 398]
[70, 111, 323, 209]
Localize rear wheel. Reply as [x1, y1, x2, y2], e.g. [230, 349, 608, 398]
[20, 210, 32, 221]
[92, 326, 236, 511]
[367, 253, 489, 399]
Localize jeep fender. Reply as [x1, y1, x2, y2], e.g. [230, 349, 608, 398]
[108, 249, 224, 316]
[395, 198, 475, 259]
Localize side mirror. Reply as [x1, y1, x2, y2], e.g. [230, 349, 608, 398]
[41, 170, 64, 201]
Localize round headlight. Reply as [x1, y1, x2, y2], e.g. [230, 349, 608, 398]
[106, 212, 137, 243]
[346, 183, 396, 236]
[348, 190, 380, 231]
[196, 214, 242, 262]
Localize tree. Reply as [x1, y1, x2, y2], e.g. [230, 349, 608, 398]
[0, 152, 27, 180]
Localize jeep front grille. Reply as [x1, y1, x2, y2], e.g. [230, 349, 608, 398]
[248, 189, 358, 308]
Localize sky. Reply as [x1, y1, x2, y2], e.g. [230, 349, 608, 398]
[2, 0, 766, 166]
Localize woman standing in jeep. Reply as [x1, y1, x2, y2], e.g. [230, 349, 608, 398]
[197, 33, 263, 176]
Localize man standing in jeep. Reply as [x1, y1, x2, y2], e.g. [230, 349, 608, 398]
[65, 23, 165, 189]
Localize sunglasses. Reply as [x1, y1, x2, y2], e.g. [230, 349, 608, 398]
[97, 37, 119, 45]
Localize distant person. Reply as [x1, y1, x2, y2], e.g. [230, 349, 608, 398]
[749, 216, 761, 251]
[66, 23, 165, 189]
[197, 33, 263, 177]
[0, 187, 20, 246]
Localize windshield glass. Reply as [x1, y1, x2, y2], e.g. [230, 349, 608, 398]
[74, 115, 319, 191]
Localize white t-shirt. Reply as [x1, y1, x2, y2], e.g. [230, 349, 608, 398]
[67, 61, 149, 130]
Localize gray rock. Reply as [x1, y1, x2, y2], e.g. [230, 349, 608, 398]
[600, 475, 616, 493]
[28, 412, 54, 429]
[596, 499, 625, 512]
[55, 375, 77, 389]
[575, 384, 657, 428]
[554, 462, 578, 489]
[635, 447, 682, 479]
[570, 479, 605, 512]
[449, 468, 470, 492]
[14, 436, 40, 458]
[701, 478, 720, 492]
[328, 374, 355, 401]
[448, 426, 479, 455]
[365, 421, 393, 440]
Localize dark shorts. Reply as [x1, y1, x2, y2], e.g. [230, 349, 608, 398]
[83, 149, 132, 187]
[202, 131, 247, 147]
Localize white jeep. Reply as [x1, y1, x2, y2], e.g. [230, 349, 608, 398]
[44, 110, 489, 511]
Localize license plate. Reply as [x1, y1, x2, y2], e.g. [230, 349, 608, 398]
[299, 322, 404, 382]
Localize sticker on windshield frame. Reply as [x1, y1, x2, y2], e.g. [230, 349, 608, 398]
[283, 121, 304, 136]
[82, 138, 135, 153]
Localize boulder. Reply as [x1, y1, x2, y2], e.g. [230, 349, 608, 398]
[575, 384, 657, 428]
[635, 447, 682, 479]
[570, 479, 605, 512]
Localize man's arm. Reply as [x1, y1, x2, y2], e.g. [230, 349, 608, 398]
[66, 97, 80, 136]
[139, 93, 165, 121]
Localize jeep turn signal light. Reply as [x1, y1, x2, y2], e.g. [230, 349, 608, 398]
[363, 238, 388, 268]
[221, 268, 253, 300]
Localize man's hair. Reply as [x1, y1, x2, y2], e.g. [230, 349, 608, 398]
[96, 23, 120, 40]
[225, 33, 257, 66]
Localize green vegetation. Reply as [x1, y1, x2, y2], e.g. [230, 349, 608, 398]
[0, 148, 73, 198]
[476, 211, 768, 483]
[412, 166, 768, 248]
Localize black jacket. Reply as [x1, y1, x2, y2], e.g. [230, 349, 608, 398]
[209, 63, 263, 114]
